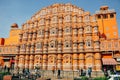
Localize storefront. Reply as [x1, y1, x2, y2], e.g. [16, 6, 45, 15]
[116, 58, 120, 71]
[102, 54, 117, 72]
[2, 54, 15, 68]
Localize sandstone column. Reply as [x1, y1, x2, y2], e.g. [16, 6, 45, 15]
[29, 55, 34, 70]
[79, 53, 85, 69]
[57, 54, 62, 70]
[25, 55, 29, 69]
[73, 53, 78, 71]
[43, 54, 47, 70]
[94, 53, 101, 71]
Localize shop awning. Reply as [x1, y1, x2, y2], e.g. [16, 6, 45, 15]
[102, 58, 117, 65]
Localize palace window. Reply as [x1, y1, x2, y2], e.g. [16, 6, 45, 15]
[110, 14, 114, 18]
[78, 17, 82, 22]
[38, 29, 44, 36]
[65, 15, 71, 22]
[49, 40, 56, 48]
[86, 39, 91, 47]
[36, 42, 42, 49]
[52, 7, 57, 13]
[85, 26, 92, 33]
[97, 15, 101, 19]
[64, 27, 71, 34]
[84, 15, 90, 22]
[40, 19, 45, 25]
[103, 14, 108, 19]
[64, 40, 71, 48]
[93, 26, 98, 32]
[65, 6, 71, 11]
[50, 28, 57, 35]
[51, 16, 57, 23]
[73, 16, 77, 22]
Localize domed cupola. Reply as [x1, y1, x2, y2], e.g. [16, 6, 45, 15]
[11, 23, 18, 28]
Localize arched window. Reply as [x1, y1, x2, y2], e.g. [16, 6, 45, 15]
[23, 32, 28, 38]
[65, 15, 71, 22]
[52, 7, 57, 13]
[40, 19, 44, 25]
[36, 42, 42, 49]
[64, 40, 71, 48]
[50, 28, 57, 35]
[79, 42, 83, 47]
[51, 16, 57, 23]
[84, 15, 90, 22]
[73, 16, 77, 22]
[49, 40, 56, 48]
[38, 29, 44, 36]
[86, 39, 91, 47]
[78, 17, 82, 22]
[21, 44, 26, 50]
[85, 26, 92, 33]
[50, 43, 54, 48]
[93, 26, 98, 32]
[64, 27, 71, 34]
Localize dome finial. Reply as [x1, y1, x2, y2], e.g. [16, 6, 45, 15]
[11, 23, 18, 28]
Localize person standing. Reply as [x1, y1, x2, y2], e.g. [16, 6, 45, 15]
[88, 67, 92, 78]
[81, 69, 83, 76]
[52, 66, 55, 76]
[58, 69, 61, 78]
[4, 65, 7, 72]
[7, 62, 11, 73]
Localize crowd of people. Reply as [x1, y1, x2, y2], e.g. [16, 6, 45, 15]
[79, 67, 92, 78]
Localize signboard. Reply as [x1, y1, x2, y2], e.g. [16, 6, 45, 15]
[117, 58, 120, 61]
[116, 65, 120, 71]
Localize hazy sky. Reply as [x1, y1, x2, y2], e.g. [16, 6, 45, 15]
[0, 0, 120, 38]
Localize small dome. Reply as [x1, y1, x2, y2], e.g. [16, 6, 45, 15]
[11, 23, 18, 28]
[100, 6, 109, 10]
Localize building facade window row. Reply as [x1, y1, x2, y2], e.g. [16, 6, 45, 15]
[17, 39, 100, 54]
[19, 25, 98, 42]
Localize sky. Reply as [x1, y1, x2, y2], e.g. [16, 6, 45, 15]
[0, 0, 120, 38]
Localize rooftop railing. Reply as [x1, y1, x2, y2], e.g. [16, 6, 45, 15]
[95, 9, 115, 14]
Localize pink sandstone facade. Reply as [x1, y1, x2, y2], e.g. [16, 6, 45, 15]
[0, 3, 120, 76]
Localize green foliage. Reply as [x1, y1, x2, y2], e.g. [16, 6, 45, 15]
[0, 72, 10, 75]
[0, 72, 11, 80]
[74, 76, 89, 80]
[93, 76, 107, 80]
[81, 76, 89, 80]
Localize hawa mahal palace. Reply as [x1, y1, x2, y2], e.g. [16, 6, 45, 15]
[0, 3, 120, 76]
